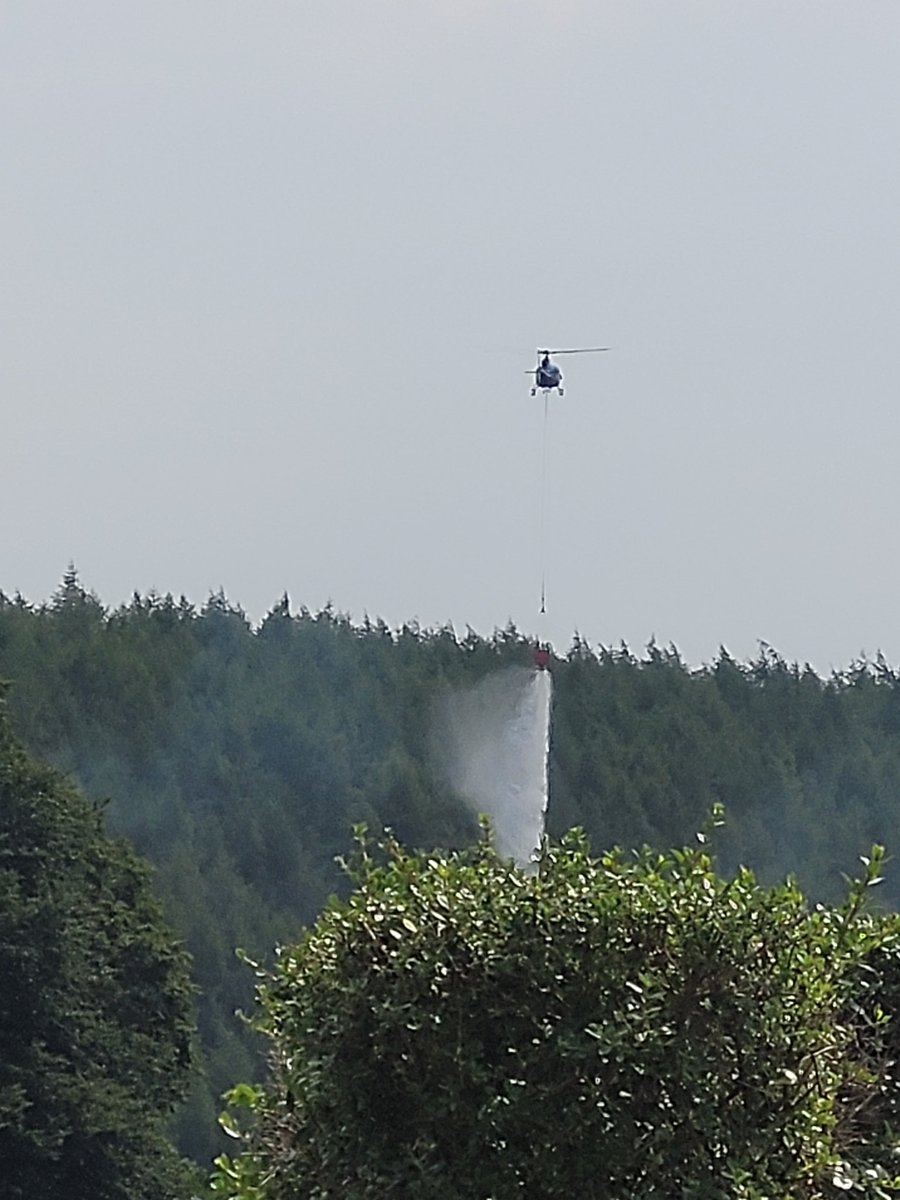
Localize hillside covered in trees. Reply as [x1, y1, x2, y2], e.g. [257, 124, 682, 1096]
[4, 569, 900, 1165]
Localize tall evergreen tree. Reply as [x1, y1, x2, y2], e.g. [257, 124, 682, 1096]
[0, 685, 198, 1199]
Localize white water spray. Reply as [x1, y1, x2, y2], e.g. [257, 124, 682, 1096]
[434, 666, 553, 867]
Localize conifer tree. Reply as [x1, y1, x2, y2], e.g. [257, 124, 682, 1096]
[0, 686, 198, 1199]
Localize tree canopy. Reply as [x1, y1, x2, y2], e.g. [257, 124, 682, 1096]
[0, 685, 198, 1200]
[8, 573, 900, 1164]
[213, 823, 900, 1200]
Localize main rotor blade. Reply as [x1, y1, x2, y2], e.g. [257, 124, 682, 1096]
[542, 347, 610, 355]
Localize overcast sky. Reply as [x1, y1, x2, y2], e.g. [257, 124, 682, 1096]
[3, 2, 900, 672]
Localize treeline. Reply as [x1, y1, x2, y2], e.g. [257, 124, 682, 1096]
[550, 637, 900, 902]
[4, 570, 900, 1165]
[0, 571, 503, 1161]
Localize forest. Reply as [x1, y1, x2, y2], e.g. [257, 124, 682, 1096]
[4, 568, 900, 1168]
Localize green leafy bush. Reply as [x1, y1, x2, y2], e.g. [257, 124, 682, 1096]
[213, 819, 900, 1199]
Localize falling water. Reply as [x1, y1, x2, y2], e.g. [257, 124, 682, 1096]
[433, 665, 553, 867]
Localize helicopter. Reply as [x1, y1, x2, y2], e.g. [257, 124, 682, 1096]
[526, 347, 609, 395]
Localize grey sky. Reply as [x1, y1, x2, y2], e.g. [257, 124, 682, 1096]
[3, 2, 900, 672]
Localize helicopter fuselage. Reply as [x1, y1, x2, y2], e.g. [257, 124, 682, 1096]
[528, 345, 607, 395]
[532, 363, 563, 393]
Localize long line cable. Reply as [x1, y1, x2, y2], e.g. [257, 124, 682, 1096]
[538, 391, 550, 614]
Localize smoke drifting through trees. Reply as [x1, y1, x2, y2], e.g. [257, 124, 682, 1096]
[13, 577, 900, 1165]
[433, 667, 553, 866]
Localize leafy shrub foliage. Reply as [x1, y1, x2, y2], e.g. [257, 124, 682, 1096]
[214, 821, 900, 1199]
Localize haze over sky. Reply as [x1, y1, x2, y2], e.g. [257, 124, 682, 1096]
[3, 3, 900, 672]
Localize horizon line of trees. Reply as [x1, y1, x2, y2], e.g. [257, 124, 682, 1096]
[5, 568, 900, 1166]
